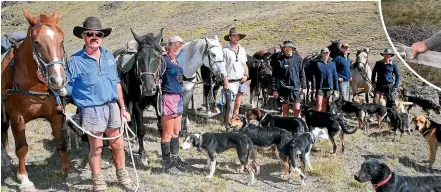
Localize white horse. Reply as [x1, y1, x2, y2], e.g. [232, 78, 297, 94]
[350, 48, 373, 103]
[177, 36, 226, 135]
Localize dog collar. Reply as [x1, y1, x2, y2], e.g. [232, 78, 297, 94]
[197, 133, 204, 151]
[306, 132, 316, 144]
[373, 173, 392, 189]
[421, 126, 435, 137]
[258, 113, 268, 126]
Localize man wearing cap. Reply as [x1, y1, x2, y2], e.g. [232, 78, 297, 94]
[372, 48, 401, 107]
[334, 43, 351, 101]
[223, 27, 249, 129]
[412, 30, 441, 58]
[58, 16, 134, 191]
[272, 40, 306, 118]
[311, 48, 339, 112]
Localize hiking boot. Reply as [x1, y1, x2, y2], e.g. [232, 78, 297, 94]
[170, 137, 190, 170]
[92, 174, 107, 192]
[116, 168, 135, 191]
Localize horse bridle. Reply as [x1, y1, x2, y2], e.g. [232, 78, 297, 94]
[30, 23, 67, 88]
[202, 39, 225, 83]
[135, 44, 165, 95]
[355, 52, 372, 84]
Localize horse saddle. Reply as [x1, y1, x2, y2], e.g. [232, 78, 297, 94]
[115, 39, 138, 73]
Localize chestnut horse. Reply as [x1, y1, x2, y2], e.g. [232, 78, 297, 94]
[1, 9, 77, 190]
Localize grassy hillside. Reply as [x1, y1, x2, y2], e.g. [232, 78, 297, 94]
[2, 1, 389, 61]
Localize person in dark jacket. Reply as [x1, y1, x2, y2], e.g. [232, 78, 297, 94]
[372, 48, 400, 108]
[311, 48, 339, 112]
[334, 43, 351, 101]
[272, 40, 306, 118]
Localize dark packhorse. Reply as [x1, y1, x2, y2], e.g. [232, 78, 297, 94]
[114, 28, 164, 166]
[1, 9, 78, 190]
[248, 48, 279, 107]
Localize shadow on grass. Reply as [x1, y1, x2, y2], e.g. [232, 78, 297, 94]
[398, 156, 441, 174]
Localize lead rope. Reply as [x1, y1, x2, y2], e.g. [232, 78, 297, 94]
[64, 114, 139, 191]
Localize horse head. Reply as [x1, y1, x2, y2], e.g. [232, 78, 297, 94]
[328, 39, 343, 59]
[131, 28, 164, 96]
[355, 48, 369, 70]
[203, 36, 225, 82]
[23, 8, 67, 90]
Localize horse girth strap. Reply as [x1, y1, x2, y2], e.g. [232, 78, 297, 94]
[2, 88, 51, 102]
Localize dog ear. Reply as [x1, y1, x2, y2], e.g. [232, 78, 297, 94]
[379, 161, 391, 176]
[254, 108, 262, 119]
[425, 119, 431, 129]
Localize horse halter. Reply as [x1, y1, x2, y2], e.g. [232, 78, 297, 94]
[30, 23, 67, 87]
[202, 39, 225, 82]
[136, 44, 165, 95]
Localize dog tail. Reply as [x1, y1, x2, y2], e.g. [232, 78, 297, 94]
[337, 116, 357, 134]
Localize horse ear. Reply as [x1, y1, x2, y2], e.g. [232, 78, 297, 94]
[214, 35, 219, 41]
[156, 28, 164, 43]
[130, 28, 141, 43]
[22, 8, 38, 25]
[51, 10, 60, 23]
[356, 47, 360, 51]
[365, 48, 370, 53]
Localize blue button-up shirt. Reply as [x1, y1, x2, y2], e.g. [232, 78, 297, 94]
[65, 46, 119, 108]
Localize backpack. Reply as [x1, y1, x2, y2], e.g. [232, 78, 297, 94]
[114, 39, 138, 73]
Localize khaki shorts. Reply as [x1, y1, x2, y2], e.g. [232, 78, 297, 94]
[80, 101, 121, 134]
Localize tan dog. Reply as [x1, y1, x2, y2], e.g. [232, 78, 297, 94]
[376, 98, 413, 113]
[413, 115, 441, 168]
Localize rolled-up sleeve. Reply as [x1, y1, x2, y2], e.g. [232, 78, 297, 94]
[423, 31, 441, 52]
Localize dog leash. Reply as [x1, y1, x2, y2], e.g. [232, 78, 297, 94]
[64, 113, 140, 192]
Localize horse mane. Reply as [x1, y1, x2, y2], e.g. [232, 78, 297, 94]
[182, 39, 205, 63]
[137, 33, 161, 50]
[34, 13, 64, 35]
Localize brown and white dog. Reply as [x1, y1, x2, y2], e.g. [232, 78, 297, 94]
[413, 115, 441, 168]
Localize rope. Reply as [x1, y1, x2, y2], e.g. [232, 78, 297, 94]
[64, 113, 139, 191]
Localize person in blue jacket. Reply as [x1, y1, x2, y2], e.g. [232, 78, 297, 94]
[372, 48, 400, 108]
[334, 43, 351, 101]
[311, 48, 339, 112]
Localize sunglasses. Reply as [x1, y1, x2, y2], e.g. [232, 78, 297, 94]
[84, 31, 104, 38]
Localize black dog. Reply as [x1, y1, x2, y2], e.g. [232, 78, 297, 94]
[354, 159, 441, 191]
[278, 127, 329, 186]
[362, 103, 388, 129]
[301, 106, 357, 154]
[330, 97, 369, 133]
[405, 95, 441, 115]
[246, 108, 309, 136]
[387, 107, 411, 141]
[182, 132, 260, 185]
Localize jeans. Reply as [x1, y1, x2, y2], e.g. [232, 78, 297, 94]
[339, 81, 350, 101]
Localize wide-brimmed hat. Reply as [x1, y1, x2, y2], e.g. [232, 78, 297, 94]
[380, 48, 395, 56]
[73, 16, 112, 39]
[224, 27, 246, 41]
[282, 40, 296, 48]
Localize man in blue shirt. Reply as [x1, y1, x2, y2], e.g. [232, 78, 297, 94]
[334, 43, 351, 101]
[372, 48, 401, 108]
[58, 16, 133, 191]
[1, 31, 26, 54]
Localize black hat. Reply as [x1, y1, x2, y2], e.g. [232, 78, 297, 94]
[73, 16, 112, 39]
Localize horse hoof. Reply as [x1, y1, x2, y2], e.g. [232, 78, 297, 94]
[66, 171, 82, 184]
[19, 180, 36, 192]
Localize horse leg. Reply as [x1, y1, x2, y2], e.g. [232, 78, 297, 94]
[211, 84, 221, 113]
[133, 102, 149, 166]
[364, 86, 370, 104]
[203, 83, 210, 112]
[1, 115, 10, 148]
[50, 114, 81, 183]
[10, 117, 35, 190]
[249, 81, 256, 108]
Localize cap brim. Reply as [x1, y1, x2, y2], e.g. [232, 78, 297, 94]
[380, 53, 394, 56]
[73, 26, 112, 39]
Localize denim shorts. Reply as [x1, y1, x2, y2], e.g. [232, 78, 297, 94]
[80, 101, 121, 134]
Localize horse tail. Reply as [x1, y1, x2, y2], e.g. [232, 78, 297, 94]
[337, 116, 357, 134]
[1, 106, 9, 149]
